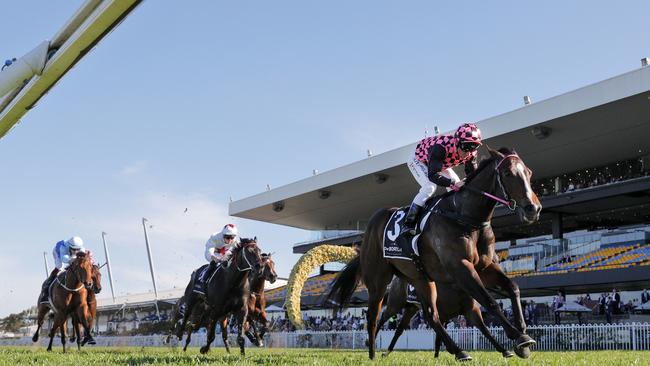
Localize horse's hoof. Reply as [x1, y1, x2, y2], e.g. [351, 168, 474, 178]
[83, 336, 96, 346]
[455, 351, 472, 361]
[381, 352, 391, 358]
[514, 346, 531, 359]
[502, 350, 515, 358]
[515, 334, 536, 349]
[199, 346, 210, 354]
[69, 336, 76, 343]
[32, 335, 39, 343]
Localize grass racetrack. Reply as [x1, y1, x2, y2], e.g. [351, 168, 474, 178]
[1, 347, 650, 366]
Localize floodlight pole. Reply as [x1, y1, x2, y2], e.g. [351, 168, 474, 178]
[142, 218, 160, 318]
[43, 251, 49, 277]
[101, 232, 117, 303]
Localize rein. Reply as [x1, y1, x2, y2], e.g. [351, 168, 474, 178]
[463, 154, 519, 211]
[431, 154, 520, 231]
[55, 269, 85, 292]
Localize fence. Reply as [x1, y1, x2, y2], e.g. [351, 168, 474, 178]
[4, 323, 650, 351]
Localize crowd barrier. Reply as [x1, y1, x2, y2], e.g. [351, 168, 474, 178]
[3, 323, 650, 351]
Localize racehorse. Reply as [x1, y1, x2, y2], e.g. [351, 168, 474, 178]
[326, 147, 541, 360]
[70, 263, 102, 345]
[220, 252, 278, 351]
[32, 252, 95, 352]
[171, 253, 277, 352]
[177, 238, 264, 356]
[377, 276, 513, 358]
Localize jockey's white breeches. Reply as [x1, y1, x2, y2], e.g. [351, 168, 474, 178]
[407, 156, 460, 207]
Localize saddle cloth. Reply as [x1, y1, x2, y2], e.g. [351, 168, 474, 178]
[382, 198, 442, 261]
[406, 284, 420, 305]
[192, 263, 223, 294]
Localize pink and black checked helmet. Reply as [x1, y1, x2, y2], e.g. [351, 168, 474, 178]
[455, 123, 482, 151]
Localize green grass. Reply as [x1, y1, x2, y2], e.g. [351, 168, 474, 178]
[1, 347, 649, 366]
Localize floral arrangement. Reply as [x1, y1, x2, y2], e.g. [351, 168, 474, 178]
[285, 245, 357, 329]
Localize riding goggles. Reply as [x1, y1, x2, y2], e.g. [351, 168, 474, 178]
[459, 142, 480, 152]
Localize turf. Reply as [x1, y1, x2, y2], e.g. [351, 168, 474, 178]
[0, 347, 649, 365]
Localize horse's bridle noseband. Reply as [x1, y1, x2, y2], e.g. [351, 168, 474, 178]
[464, 154, 519, 211]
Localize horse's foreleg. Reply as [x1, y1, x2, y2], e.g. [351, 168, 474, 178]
[221, 317, 231, 353]
[47, 311, 66, 352]
[465, 304, 514, 358]
[480, 262, 526, 333]
[448, 259, 533, 349]
[60, 320, 67, 353]
[76, 302, 95, 345]
[412, 279, 469, 361]
[384, 304, 418, 357]
[199, 313, 217, 354]
[433, 321, 447, 358]
[235, 306, 249, 356]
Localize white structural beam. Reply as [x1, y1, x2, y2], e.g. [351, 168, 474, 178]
[0, 0, 143, 139]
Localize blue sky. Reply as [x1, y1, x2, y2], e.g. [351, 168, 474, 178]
[1, 1, 650, 317]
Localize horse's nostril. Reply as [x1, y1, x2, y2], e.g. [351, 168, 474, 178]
[524, 204, 536, 214]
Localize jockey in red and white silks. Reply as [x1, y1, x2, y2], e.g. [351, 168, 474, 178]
[195, 224, 241, 293]
[204, 224, 241, 264]
[402, 123, 483, 234]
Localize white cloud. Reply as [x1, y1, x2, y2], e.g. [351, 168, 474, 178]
[119, 160, 148, 177]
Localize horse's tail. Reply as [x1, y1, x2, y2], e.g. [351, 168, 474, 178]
[324, 255, 361, 315]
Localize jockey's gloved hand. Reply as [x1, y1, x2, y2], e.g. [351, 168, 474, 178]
[451, 180, 465, 192]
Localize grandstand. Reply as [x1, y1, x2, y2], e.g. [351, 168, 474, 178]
[230, 63, 650, 301]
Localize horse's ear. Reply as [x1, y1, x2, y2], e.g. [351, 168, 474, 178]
[254, 236, 257, 241]
[486, 145, 503, 159]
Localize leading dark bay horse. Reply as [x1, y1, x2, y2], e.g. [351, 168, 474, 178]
[32, 252, 95, 352]
[327, 147, 541, 360]
[377, 276, 513, 358]
[220, 252, 278, 351]
[177, 238, 264, 356]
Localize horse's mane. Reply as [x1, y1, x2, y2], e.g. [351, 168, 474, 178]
[464, 147, 518, 183]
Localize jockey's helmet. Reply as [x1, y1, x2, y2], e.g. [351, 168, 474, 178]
[66, 236, 84, 250]
[455, 123, 482, 152]
[221, 224, 238, 239]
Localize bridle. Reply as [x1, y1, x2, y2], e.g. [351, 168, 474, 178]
[235, 242, 263, 273]
[57, 260, 92, 292]
[463, 154, 520, 211]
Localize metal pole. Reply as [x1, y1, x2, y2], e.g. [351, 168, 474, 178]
[142, 218, 160, 318]
[43, 251, 49, 277]
[101, 232, 117, 303]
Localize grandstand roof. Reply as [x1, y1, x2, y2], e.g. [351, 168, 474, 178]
[230, 66, 650, 230]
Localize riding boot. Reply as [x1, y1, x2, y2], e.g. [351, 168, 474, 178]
[39, 269, 60, 302]
[202, 260, 218, 293]
[401, 203, 423, 236]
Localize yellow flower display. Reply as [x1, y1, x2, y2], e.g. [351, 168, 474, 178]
[286, 245, 357, 329]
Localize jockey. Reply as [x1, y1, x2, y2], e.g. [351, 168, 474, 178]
[401, 123, 482, 235]
[40, 236, 86, 299]
[196, 224, 241, 293]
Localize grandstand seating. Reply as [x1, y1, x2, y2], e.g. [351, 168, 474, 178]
[541, 244, 639, 272]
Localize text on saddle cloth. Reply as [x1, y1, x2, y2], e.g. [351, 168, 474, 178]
[382, 200, 441, 260]
[406, 284, 420, 305]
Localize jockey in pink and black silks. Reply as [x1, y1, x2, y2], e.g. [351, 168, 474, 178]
[402, 123, 483, 234]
